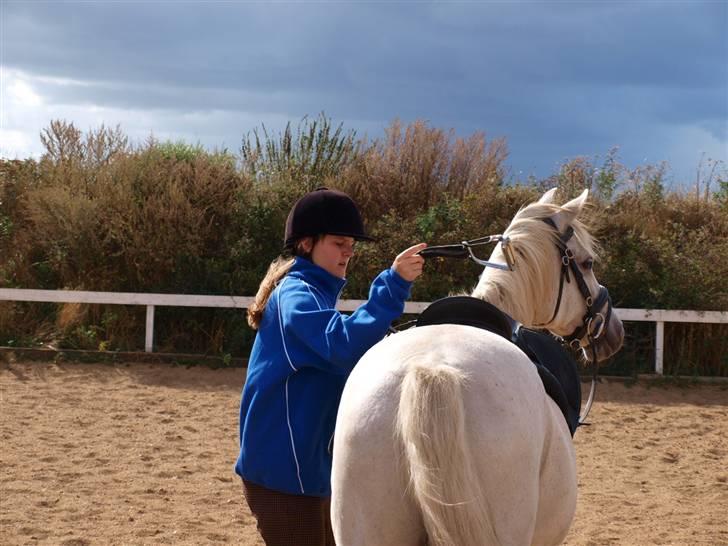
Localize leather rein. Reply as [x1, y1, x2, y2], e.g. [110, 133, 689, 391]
[419, 219, 614, 425]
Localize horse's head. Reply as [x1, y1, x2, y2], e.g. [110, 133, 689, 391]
[473, 188, 624, 363]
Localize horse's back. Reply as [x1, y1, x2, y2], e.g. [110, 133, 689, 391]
[332, 324, 577, 546]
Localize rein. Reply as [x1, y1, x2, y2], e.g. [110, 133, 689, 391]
[418, 221, 613, 426]
[418, 234, 515, 271]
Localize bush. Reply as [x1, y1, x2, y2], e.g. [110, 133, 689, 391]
[1, 118, 726, 375]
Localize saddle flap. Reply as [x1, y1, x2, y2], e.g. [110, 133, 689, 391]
[515, 328, 582, 436]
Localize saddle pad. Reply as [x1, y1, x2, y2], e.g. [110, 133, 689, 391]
[416, 296, 581, 436]
[416, 296, 516, 341]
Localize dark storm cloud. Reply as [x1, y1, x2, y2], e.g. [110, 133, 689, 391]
[3, 0, 726, 180]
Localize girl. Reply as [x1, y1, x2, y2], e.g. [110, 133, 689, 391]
[235, 187, 425, 546]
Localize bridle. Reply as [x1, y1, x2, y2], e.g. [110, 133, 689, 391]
[535, 217, 614, 424]
[534, 218, 613, 346]
[419, 217, 614, 425]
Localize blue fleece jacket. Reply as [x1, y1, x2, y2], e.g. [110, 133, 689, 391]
[235, 256, 412, 497]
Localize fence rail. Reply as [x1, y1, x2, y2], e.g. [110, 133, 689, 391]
[2, 288, 726, 375]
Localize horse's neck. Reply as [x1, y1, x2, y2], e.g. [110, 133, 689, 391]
[471, 271, 536, 326]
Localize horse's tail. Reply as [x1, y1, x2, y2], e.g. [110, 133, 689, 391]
[396, 362, 499, 546]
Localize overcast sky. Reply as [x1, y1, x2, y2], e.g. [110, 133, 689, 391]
[1, 0, 726, 186]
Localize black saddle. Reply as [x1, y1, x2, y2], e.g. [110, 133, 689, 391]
[416, 296, 582, 436]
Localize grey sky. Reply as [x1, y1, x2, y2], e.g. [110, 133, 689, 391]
[2, 0, 726, 185]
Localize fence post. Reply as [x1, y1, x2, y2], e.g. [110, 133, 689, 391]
[145, 305, 155, 352]
[655, 321, 665, 375]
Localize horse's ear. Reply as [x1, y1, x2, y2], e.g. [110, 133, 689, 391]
[562, 189, 589, 213]
[552, 189, 588, 227]
[538, 188, 558, 204]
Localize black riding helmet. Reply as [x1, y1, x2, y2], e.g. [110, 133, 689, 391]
[284, 187, 375, 249]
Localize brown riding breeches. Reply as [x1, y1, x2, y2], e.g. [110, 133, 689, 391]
[242, 479, 336, 546]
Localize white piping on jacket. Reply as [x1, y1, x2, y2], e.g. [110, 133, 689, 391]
[285, 376, 305, 494]
[276, 278, 298, 373]
[302, 281, 324, 310]
[276, 275, 343, 495]
[277, 278, 305, 493]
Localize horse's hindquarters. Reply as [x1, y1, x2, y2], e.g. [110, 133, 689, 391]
[331, 340, 425, 546]
[533, 397, 578, 546]
[332, 325, 577, 546]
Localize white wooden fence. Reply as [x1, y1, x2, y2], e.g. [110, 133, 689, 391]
[1, 288, 726, 375]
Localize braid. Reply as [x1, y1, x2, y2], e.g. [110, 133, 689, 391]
[247, 257, 295, 330]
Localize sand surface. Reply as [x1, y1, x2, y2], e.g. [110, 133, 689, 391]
[1, 359, 726, 546]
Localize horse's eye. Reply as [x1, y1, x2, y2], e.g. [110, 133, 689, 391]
[582, 259, 594, 270]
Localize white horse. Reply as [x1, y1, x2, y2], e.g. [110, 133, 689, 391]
[331, 188, 624, 546]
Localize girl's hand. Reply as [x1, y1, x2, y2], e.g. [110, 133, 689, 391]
[392, 243, 427, 282]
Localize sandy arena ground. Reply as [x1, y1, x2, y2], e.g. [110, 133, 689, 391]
[1, 359, 726, 546]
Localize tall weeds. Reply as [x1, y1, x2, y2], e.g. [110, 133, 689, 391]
[240, 113, 359, 189]
[341, 119, 508, 220]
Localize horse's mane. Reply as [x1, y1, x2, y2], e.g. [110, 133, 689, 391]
[472, 198, 597, 327]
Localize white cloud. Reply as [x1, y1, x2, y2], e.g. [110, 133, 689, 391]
[0, 68, 297, 159]
[7, 75, 42, 107]
[0, 128, 35, 159]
